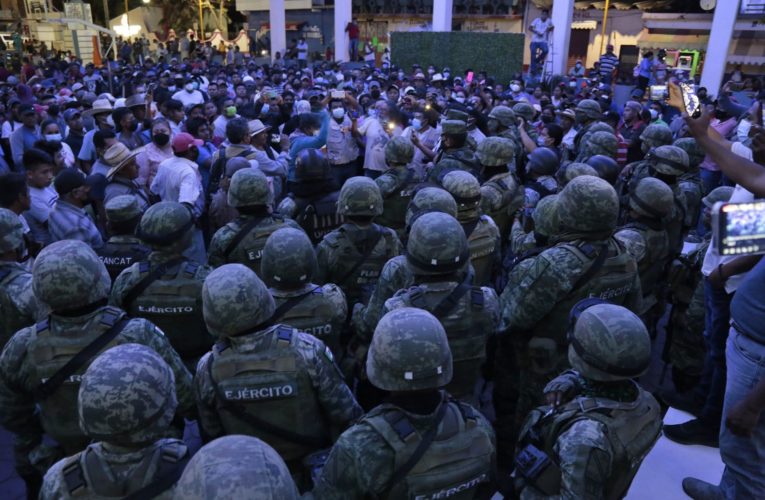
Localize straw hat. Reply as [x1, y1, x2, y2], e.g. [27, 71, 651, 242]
[103, 142, 142, 179]
[82, 98, 113, 118]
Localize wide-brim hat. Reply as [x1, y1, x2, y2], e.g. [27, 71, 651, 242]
[125, 93, 146, 108]
[248, 119, 270, 136]
[82, 98, 113, 118]
[556, 108, 577, 121]
[104, 143, 142, 179]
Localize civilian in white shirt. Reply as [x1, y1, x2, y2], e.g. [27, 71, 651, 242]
[21, 149, 57, 247]
[163, 99, 186, 136]
[402, 108, 441, 180]
[150, 133, 206, 263]
[528, 9, 553, 75]
[353, 101, 402, 179]
[172, 80, 205, 108]
[212, 100, 237, 143]
[327, 95, 361, 186]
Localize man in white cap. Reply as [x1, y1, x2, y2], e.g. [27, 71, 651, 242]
[77, 98, 114, 173]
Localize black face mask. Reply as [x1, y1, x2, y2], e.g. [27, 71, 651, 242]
[128, 122, 139, 132]
[371, 90, 381, 99]
[153, 132, 170, 146]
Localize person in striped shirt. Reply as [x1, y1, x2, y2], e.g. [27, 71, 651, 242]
[599, 45, 620, 85]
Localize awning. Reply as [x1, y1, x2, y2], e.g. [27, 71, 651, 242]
[636, 31, 709, 52]
[571, 20, 598, 30]
[728, 34, 765, 66]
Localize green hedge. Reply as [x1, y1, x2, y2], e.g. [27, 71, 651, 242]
[390, 31, 525, 84]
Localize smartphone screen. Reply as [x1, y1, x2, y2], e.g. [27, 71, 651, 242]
[713, 201, 765, 256]
[649, 85, 667, 102]
[466, 71, 474, 83]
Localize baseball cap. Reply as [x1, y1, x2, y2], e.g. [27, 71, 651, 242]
[63, 108, 81, 122]
[172, 132, 203, 153]
[54, 169, 106, 197]
[18, 104, 35, 116]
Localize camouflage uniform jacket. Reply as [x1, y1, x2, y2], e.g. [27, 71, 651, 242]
[375, 166, 421, 234]
[40, 439, 186, 500]
[0, 261, 44, 348]
[194, 324, 362, 442]
[509, 219, 548, 256]
[499, 237, 642, 343]
[316, 223, 403, 306]
[428, 146, 481, 184]
[463, 215, 501, 287]
[0, 310, 194, 467]
[678, 173, 703, 228]
[271, 283, 348, 358]
[207, 214, 303, 273]
[480, 171, 525, 238]
[312, 399, 496, 500]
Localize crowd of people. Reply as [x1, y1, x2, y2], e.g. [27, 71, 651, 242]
[0, 42, 763, 500]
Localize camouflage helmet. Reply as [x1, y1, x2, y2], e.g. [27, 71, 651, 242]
[0, 207, 24, 253]
[385, 136, 415, 165]
[586, 131, 618, 158]
[587, 122, 616, 135]
[487, 105, 517, 127]
[629, 177, 674, 219]
[260, 227, 316, 289]
[338, 176, 384, 217]
[228, 168, 273, 208]
[673, 137, 705, 168]
[406, 212, 468, 276]
[702, 186, 735, 209]
[174, 435, 300, 500]
[476, 136, 514, 167]
[202, 264, 275, 337]
[78, 344, 177, 445]
[557, 175, 618, 234]
[575, 99, 602, 120]
[512, 102, 535, 122]
[405, 187, 458, 228]
[648, 145, 689, 176]
[441, 170, 481, 220]
[568, 302, 651, 382]
[526, 147, 560, 176]
[640, 124, 673, 149]
[557, 163, 598, 188]
[32, 240, 110, 312]
[367, 307, 452, 391]
[137, 201, 194, 249]
[294, 148, 331, 182]
[586, 155, 620, 185]
[533, 194, 560, 238]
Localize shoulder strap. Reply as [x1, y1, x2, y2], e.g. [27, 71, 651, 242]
[122, 257, 187, 310]
[378, 400, 449, 499]
[122, 444, 191, 500]
[462, 219, 480, 239]
[222, 216, 266, 258]
[335, 225, 384, 286]
[206, 347, 330, 449]
[432, 272, 474, 318]
[271, 286, 320, 321]
[570, 243, 609, 293]
[34, 311, 130, 400]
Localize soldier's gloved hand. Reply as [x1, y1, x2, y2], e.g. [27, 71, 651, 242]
[543, 370, 582, 409]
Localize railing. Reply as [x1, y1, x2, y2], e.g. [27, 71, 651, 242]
[741, 0, 765, 15]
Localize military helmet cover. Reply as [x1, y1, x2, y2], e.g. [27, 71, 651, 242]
[338, 176, 384, 216]
[385, 136, 415, 165]
[260, 227, 317, 288]
[557, 175, 618, 234]
[476, 136, 514, 167]
[404, 187, 458, 227]
[0, 207, 24, 253]
[406, 211, 468, 275]
[137, 201, 194, 247]
[487, 105, 516, 127]
[648, 145, 689, 176]
[227, 168, 274, 208]
[629, 177, 674, 218]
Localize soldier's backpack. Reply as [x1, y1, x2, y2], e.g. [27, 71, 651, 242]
[0, 266, 28, 344]
[294, 191, 345, 244]
[97, 240, 151, 282]
[221, 214, 290, 276]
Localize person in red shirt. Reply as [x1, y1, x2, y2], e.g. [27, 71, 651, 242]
[345, 20, 360, 61]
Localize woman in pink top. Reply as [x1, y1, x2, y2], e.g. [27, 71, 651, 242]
[698, 108, 738, 195]
[136, 118, 174, 188]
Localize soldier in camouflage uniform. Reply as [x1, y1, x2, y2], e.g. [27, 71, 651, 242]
[513, 102, 540, 147]
[0, 208, 44, 347]
[574, 130, 618, 164]
[616, 123, 674, 204]
[278, 148, 345, 244]
[383, 212, 499, 402]
[174, 435, 300, 499]
[614, 177, 675, 332]
[515, 303, 661, 498]
[427, 120, 481, 184]
[375, 137, 420, 237]
[486, 106, 524, 172]
[110, 202, 214, 372]
[666, 186, 734, 393]
[441, 170, 500, 287]
[97, 195, 151, 282]
[313, 307, 497, 499]
[477, 137, 524, 239]
[351, 187, 459, 347]
[673, 137, 705, 230]
[509, 194, 560, 257]
[40, 344, 189, 499]
[316, 177, 402, 307]
[494, 176, 641, 468]
[262, 227, 347, 358]
[208, 168, 302, 275]
[445, 107, 478, 151]
[586, 154, 620, 186]
[523, 147, 559, 212]
[572, 99, 604, 156]
[0, 240, 193, 487]
[555, 162, 598, 188]
[194, 264, 362, 483]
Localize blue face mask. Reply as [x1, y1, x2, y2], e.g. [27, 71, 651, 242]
[368, 109, 378, 118]
[261, 103, 270, 115]
[411, 118, 422, 130]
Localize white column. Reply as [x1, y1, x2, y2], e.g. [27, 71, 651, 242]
[700, 0, 740, 97]
[269, 0, 286, 62]
[432, 0, 453, 32]
[334, 0, 352, 62]
[550, 0, 575, 76]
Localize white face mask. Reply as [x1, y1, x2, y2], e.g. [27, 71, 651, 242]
[106, 115, 115, 127]
[454, 96, 465, 104]
[44, 133, 62, 142]
[185, 83, 194, 92]
[261, 103, 270, 114]
[650, 109, 659, 120]
[411, 118, 422, 130]
[332, 108, 345, 119]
